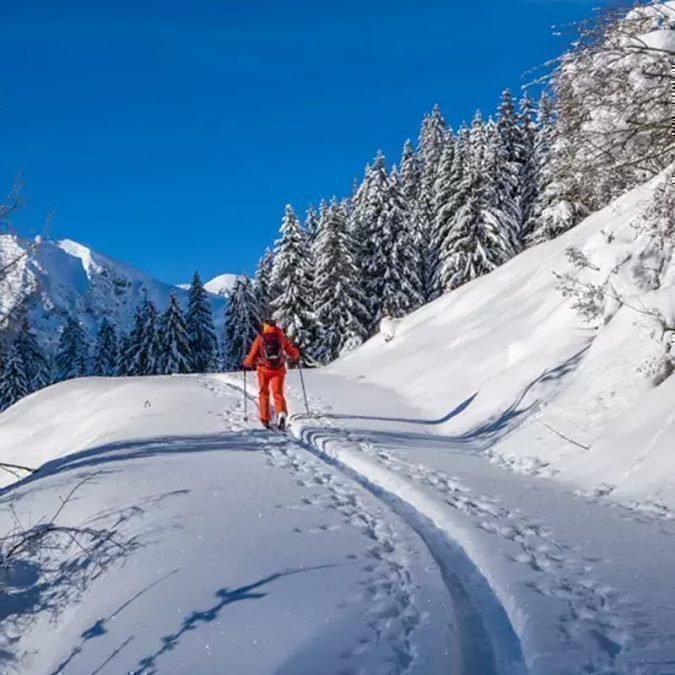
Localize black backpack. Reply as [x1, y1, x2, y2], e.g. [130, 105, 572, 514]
[262, 332, 283, 368]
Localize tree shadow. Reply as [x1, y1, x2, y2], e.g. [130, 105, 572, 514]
[0, 481, 188, 671]
[0, 431, 271, 499]
[49, 569, 180, 675]
[314, 391, 479, 426]
[131, 565, 337, 675]
[301, 345, 591, 455]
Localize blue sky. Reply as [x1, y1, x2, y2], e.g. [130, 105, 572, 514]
[0, 0, 599, 284]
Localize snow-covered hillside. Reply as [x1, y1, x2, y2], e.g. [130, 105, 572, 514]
[330, 167, 675, 508]
[0, 236, 224, 348]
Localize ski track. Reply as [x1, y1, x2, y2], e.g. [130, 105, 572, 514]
[287, 385, 640, 675]
[200, 377, 426, 675]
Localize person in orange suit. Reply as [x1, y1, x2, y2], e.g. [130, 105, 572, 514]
[243, 319, 300, 430]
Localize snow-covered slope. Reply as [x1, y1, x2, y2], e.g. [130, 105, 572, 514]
[0, 376, 452, 674]
[0, 236, 224, 348]
[331, 168, 675, 507]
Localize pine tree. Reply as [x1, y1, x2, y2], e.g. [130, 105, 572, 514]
[270, 205, 317, 351]
[123, 299, 163, 376]
[304, 204, 320, 242]
[160, 293, 193, 374]
[524, 92, 585, 246]
[92, 318, 118, 376]
[313, 199, 369, 363]
[15, 314, 50, 391]
[400, 140, 427, 299]
[431, 136, 459, 294]
[349, 152, 390, 330]
[518, 93, 539, 236]
[55, 318, 89, 381]
[482, 119, 521, 256]
[223, 275, 261, 370]
[115, 330, 131, 376]
[380, 169, 425, 319]
[186, 272, 219, 372]
[0, 342, 29, 410]
[417, 105, 450, 300]
[254, 248, 275, 317]
[439, 111, 518, 291]
[495, 89, 525, 241]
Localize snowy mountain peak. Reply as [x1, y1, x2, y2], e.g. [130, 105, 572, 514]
[204, 273, 238, 297]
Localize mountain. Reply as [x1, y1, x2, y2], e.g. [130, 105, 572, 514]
[177, 273, 238, 297]
[0, 235, 224, 350]
[204, 273, 238, 297]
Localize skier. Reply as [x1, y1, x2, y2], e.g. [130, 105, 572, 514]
[242, 318, 300, 431]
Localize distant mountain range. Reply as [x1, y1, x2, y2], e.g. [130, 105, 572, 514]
[0, 235, 229, 350]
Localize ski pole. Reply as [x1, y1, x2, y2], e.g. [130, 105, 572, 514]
[297, 359, 310, 416]
[242, 368, 249, 422]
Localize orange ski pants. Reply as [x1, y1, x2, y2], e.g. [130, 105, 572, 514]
[257, 367, 287, 423]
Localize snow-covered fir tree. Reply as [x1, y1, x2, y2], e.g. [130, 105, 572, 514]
[0, 342, 29, 411]
[15, 314, 50, 392]
[380, 168, 425, 319]
[525, 92, 587, 246]
[92, 318, 118, 376]
[494, 89, 525, 240]
[160, 293, 193, 375]
[417, 105, 450, 300]
[518, 93, 539, 236]
[313, 199, 369, 363]
[270, 204, 316, 351]
[431, 136, 458, 293]
[123, 299, 163, 376]
[186, 272, 219, 372]
[439, 111, 518, 291]
[304, 204, 320, 242]
[482, 119, 521, 256]
[55, 317, 90, 381]
[254, 248, 275, 318]
[223, 275, 261, 370]
[400, 140, 428, 300]
[349, 152, 390, 329]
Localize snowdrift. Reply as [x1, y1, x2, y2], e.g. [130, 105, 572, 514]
[332, 170, 675, 507]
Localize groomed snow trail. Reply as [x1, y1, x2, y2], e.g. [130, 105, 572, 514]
[212, 374, 527, 675]
[202, 377, 456, 675]
[212, 371, 675, 675]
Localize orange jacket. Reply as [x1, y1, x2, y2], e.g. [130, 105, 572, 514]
[243, 324, 300, 372]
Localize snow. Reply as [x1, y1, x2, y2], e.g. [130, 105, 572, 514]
[204, 273, 239, 297]
[3, 171, 675, 673]
[0, 377, 453, 674]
